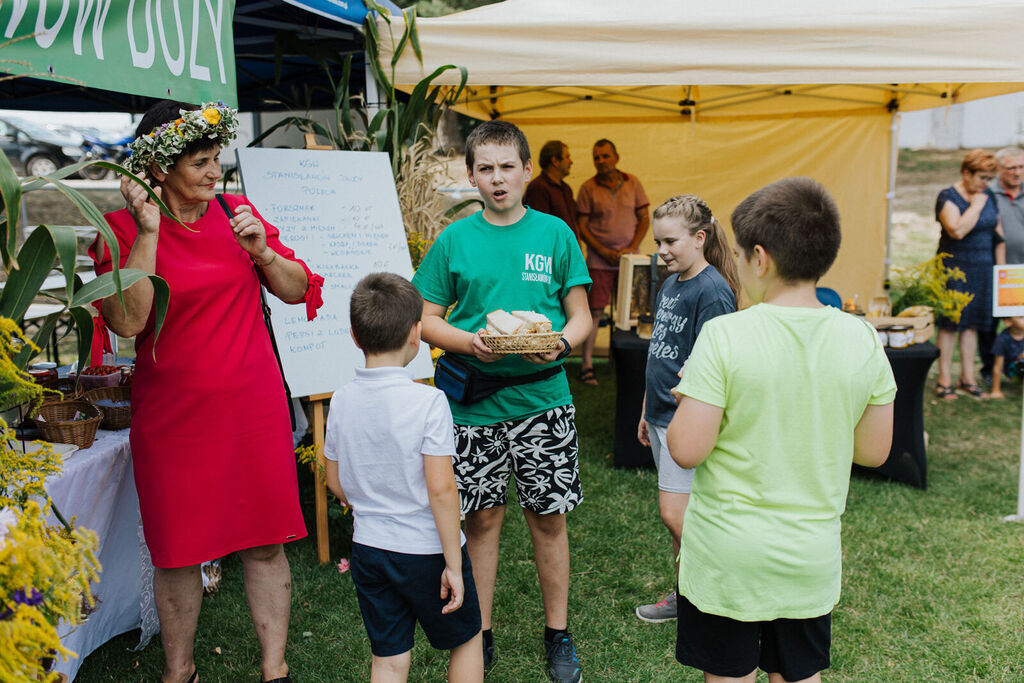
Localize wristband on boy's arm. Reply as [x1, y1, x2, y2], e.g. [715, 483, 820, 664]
[556, 336, 572, 360]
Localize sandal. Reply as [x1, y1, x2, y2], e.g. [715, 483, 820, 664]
[579, 367, 599, 386]
[936, 384, 958, 400]
[958, 381, 984, 398]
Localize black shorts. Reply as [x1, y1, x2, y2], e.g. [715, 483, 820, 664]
[675, 594, 831, 681]
[350, 543, 482, 657]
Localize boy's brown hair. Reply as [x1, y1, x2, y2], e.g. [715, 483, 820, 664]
[350, 273, 422, 354]
[465, 120, 531, 168]
[731, 177, 841, 283]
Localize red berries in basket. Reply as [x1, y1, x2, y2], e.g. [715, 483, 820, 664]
[81, 365, 120, 375]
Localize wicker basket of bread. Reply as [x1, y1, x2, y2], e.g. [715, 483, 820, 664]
[35, 399, 103, 449]
[480, 310, 561, 354]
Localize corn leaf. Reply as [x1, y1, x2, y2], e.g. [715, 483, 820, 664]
[0, 150, 21, 269]
[12, 312, 59, 370]
[71, 271, 169, 360]
[407, 9, 422, 63]
[444, 198, 485, 218]
[0, 226, 56, 323]
[40, 178, 125, 305]
[38, 225, 79, 302]
[363, 13, 390, 93]
[249, 116, 334, 149]
[67, 306, 95, 377]
[338, 55, 354, 136]
[393, 11, 412, 67]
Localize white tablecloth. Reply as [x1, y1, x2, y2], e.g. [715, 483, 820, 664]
[45, 429, 157, 681]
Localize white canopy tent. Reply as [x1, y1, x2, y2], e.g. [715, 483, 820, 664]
[381, 0, 1024, 299]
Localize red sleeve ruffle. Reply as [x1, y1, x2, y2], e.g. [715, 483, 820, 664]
[226, 194, 325, 321]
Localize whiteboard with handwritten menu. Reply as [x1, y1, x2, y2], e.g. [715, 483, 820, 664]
[236, 148, 434, 398]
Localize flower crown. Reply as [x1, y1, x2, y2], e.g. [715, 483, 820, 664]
[125, 102, 239, 174]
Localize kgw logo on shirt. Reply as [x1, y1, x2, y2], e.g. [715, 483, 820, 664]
[522, 253, 553, 283]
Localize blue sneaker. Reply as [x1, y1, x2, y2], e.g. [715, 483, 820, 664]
[545, 632, 582, 682]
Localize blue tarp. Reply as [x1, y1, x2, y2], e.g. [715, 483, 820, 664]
[283, 0, 404, 27]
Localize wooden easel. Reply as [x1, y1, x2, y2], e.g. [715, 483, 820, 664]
[308, 391, 333, 564]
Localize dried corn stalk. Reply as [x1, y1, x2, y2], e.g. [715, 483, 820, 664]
[395, 128, 457, 268]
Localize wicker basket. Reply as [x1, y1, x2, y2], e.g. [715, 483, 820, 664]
[83, 386, 132, 431]
[35, 400, 103, 449]
[480, 331, 561, 354]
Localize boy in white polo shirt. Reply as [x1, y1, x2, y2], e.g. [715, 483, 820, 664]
[325, 273, 482, 682]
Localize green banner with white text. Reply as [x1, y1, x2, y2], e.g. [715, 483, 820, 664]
[1, 0, 237, 106]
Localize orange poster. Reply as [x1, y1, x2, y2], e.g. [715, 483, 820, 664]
[994, 265, 1024, 315]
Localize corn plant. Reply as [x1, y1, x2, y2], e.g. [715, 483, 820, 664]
[0, 153, 172, 377]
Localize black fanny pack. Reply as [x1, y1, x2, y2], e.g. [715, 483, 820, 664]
[434, 353, 564, 404]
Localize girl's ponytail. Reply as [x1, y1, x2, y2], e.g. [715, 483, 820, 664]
[703, 218, 741, 305]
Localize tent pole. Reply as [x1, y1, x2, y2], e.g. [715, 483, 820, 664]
[1002, 390, 1024, 522]
[885, 112, 899, 286]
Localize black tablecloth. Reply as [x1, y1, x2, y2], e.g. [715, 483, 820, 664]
[854, 342, 938, 489]
[610, 330, 938, 487]
[609, 330, 655, 468]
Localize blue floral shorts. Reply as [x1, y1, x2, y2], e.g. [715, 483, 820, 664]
[452, 405, 582, 515]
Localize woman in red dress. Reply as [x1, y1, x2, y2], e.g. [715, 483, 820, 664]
[91, 100, 322, 683]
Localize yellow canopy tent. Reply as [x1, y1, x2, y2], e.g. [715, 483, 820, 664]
[381, 0, 1024, 299]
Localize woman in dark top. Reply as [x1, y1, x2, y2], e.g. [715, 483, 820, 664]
[934, 148, 1005, 399]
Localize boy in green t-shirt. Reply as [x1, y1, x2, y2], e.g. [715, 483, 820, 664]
[668, 177, 897, 682]
[412, 120, 592, 683]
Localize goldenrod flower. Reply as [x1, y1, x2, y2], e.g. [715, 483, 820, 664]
[202, 108, 221, 125]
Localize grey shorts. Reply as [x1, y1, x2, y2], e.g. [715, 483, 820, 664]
[650, 423, 695, 494]
[452, 405, 582, 515]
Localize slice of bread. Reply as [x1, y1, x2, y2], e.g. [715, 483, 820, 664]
[511, 310, 553, 333]
[486, 309, 529, 335]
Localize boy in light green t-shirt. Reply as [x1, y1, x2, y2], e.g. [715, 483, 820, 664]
[668, 177, 897, 682]
[412, 120, 592, 683]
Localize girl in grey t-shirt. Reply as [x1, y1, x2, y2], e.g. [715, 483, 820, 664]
[635, 195, 739, 624]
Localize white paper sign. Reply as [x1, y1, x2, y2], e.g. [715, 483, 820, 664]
[236, 148, 433, 397]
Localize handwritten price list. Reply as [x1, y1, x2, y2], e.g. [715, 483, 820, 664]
[236, 149, 432, 396]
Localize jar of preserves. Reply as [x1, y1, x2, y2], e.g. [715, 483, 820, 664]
[888, 325, 910, 349]
[28, 362, 58, 388]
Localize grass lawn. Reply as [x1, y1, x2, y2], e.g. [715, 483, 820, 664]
[74, 356, 1024, 682]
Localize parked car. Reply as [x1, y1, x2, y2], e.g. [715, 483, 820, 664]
[0, 116, 84, 177]
[76, 127, 132, 180]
